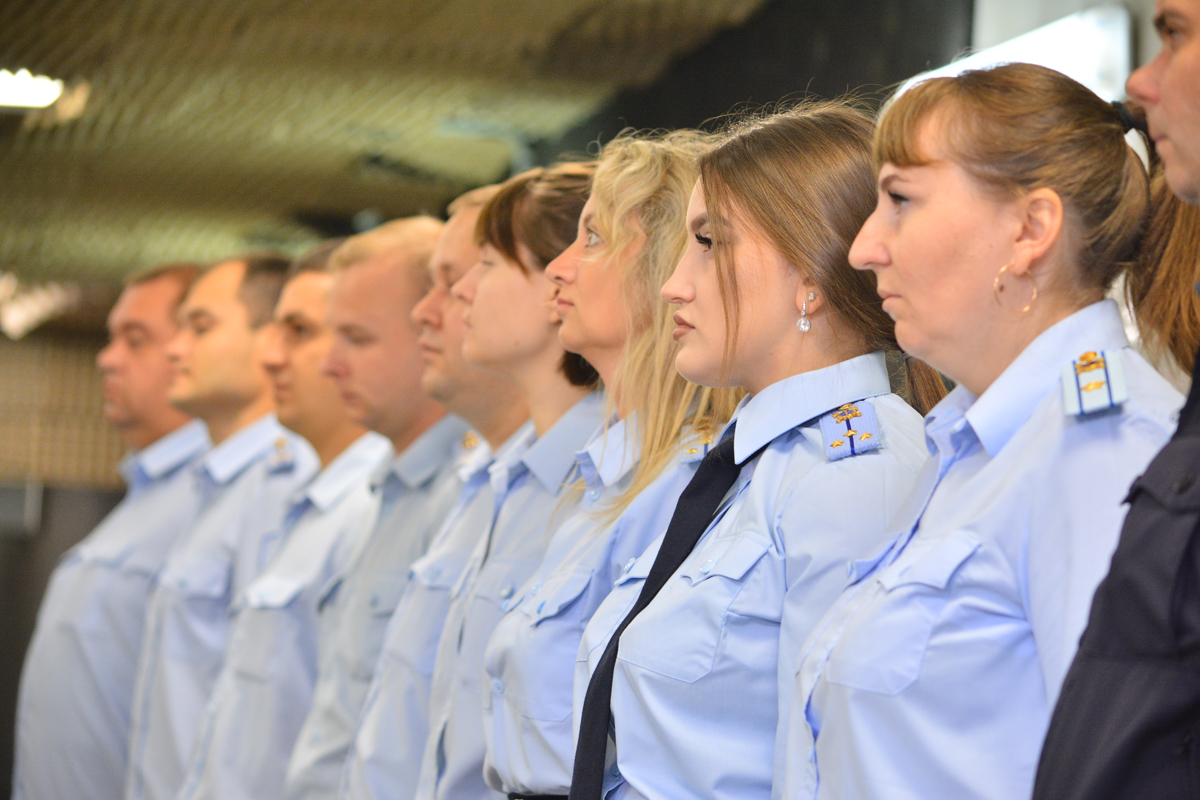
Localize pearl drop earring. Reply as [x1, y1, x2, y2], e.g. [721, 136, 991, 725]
[797, 292, 816, 333]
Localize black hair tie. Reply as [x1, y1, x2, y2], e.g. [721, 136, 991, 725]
[1111, 101, 1140, 135]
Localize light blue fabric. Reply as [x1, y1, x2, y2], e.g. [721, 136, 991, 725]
[575, 353, 929, 800]
[481, 414, 707, 796]
[285, 415, 471, 800]
[784, 301, 1184, 800]
[338, 431, 508, 800]
[14, 421, 210, 800]
[124, 414, 319, 800]
[177, 432, 392, 800]
[413, 392, 606, 800]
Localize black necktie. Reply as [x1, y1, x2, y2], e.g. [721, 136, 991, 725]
[569, 430, 755, 800]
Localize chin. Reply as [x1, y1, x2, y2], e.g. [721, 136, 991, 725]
[1164, 162, 1200, 207]
[674, 350, 722, 389]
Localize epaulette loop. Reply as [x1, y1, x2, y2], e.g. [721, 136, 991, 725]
[1062, 350, 1128, 416]
[265, 437, 296, 472]
[819, 400, 882, 461]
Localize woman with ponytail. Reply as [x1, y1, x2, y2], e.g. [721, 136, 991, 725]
[781, 63, 1184, 800]
[569, 101, 935, 800]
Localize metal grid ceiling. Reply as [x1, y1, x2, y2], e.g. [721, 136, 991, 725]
[0, 0, 765, 283]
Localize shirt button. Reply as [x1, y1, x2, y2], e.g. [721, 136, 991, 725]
[589, 489, 601, 500]
[529, 583, 541, 597]
[623, 558, 636, 574]
[500, 585, 515, 600]
[492, 678, 505, 694]
[699, 559, 716, 575]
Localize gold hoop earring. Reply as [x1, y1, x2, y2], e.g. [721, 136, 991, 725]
[993, 263, 1037, 315]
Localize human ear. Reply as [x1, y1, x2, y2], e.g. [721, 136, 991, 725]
[793, 279, 823, 317]
[1010, 188, 1064, 278]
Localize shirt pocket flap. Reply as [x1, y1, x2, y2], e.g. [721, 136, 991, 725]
[526, 567, 594, 624]
[162, 552, 230, 599]
[679, 534, 770, 586]
[1130, 437, 1200, 512]
[614, 546, 657, 588]
[245, 573, 305, 609]
[412, 550, 471, 590]
[879, 531, 980, 591]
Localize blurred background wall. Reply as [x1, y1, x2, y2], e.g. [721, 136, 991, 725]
[0, 0, 1160, 788]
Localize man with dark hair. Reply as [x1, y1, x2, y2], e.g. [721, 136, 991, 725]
[1034, 3, 1200, 797]
[176, 240, 392, 800]
[124, 255, 319, 800]
[14, 264, 210, 800]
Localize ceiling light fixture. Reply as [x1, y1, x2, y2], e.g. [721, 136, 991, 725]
[0, 68, 65, 109]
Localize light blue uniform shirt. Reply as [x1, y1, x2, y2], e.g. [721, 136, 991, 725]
[414, 392, 605, 800]
[286, 415, 471, 800]
[178, 432, 392, 800]
[338, 433, 506, 800]
[125, 414, 319, 800]
[481, 415, 706, 796]
[784, 301, 1182, 800]
[575, 353, 928, 800]
[14, 421, 209, 800]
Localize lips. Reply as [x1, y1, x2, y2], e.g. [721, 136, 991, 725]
[672, 311, 695, 340]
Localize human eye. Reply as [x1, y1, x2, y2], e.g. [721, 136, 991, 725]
[887, 190, 909, 208]
[694, 232, 713, 251]
[585, 229, 601, 248]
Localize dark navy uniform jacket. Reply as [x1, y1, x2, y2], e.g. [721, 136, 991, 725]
[1035, 345, 1200, 800]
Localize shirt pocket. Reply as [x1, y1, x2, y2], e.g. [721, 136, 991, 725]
[346, 570, 413, 681]
[824, 530, 981, 695]
[232, 573, 306, 682]
[161, 552, 232, 661]
[619, 533, 771, 684]
[513, 567, 597, 722]
[405, 550, 472, 677]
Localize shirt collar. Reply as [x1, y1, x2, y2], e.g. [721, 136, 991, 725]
[576, 412, 639, 490]
[963, 299, 1129, 457]
[370, 414, 471, 491]
[197, 413, 287, 486]
[522, 392, 606, 493]
[730, 351, 891, 463]
[299, 432, 393, 513]
[120, 419, 210, 489]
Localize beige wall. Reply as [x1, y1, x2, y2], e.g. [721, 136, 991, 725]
[0, 333, 124, 489]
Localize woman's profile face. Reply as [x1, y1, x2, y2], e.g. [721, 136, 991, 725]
[662, 182, 800, 391]
[545, 196, 633, 371]
[453, 242, 561, 376]
[848, 122, 1016, 382]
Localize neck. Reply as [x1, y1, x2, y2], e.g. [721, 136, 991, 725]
[510, 351, 590, 437]
[742, 323, 866, 396]
[447, 380, 530, 450]
[121, 411, 193, 451]
[203, 393, 275, 446]
[951, 300, 1078, 397]
[591, 348, 630, 420]
[307, 421, 369, 468]
[386, 400, 445, 456]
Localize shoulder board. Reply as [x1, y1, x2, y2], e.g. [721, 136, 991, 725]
[1062, 350, 1128, 416]
[819, 400, 882, 462]
[265, 437, 296, 472]
[681, 420, 718, 458]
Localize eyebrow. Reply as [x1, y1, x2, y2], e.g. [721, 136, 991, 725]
[581, 211, 595, 229]
[280, 311, 315, 328]
[1154, 9, 1186, 35]
[689, 211, 709, 233]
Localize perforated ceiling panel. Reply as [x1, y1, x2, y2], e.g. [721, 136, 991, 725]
[0, 0, 765, 283]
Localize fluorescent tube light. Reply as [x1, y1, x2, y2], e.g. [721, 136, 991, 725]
[0, 68, 65, 109]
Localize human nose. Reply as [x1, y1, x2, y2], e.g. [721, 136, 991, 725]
[96, 339, 120, 371]
[661, 255, 694, 305]
[259, 325, 286, 373]
[545, 243, 577, 287]
[1126, 51, 1163, 108]
[451, 263, 482, 305]
[412, 286, 442, 328]
[848, 208, 889, 273]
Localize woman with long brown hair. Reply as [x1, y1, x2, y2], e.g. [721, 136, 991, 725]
[782, 63, 1185, 800]
[569, 101, 939, 800]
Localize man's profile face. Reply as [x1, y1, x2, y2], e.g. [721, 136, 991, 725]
[166, 260, 273, 420]
[260, 271, 348, 441]
[97, 277, 187, 439]
[1128, 0, 1200, 204]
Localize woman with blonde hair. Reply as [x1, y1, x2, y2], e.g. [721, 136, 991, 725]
[480, 129, 742, 800]
[782, 64, 1185, 800]
[570, 102, 938, 800]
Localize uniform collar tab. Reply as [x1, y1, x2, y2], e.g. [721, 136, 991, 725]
[198, 414, 287, 485]
[300, 432, 392, 512]
[122, 419, 210, 486]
